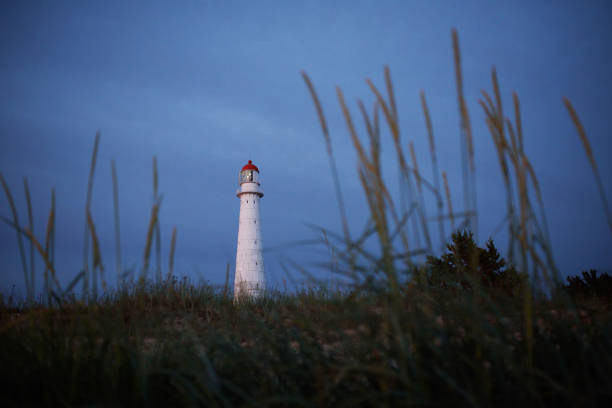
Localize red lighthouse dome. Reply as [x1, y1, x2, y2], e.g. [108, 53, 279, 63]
[241, 160, 259, 172]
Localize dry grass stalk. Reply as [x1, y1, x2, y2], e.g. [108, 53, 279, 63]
[491, 69, 504, 136]
[0, 212, 58, 294]
[367, 74, 427, 250]
[43, 189, 58, 299]
[337, 88, 373, 173]
[452, 29, 477, 236]
[442, 171, 455, 230]
[513, 94, 554, 275]
[373, 100, 380, 151]
[356, 98, 412, 256]
[169, 225, 177, 278]
[87, 209, 106, 293]
[338, 89, 400, 258]
[0, 173, 30, 302]
[143, 201, 160, 280]
[563, 97, 612, 237]
[409, 141, 421, 190]
[420, 91, 435, 155]
[513, 93, 524, 153]
[485, 83, 530, 274]
[23, 177, 35, 299]
[153, 156, 162, 283]
[82, 131, 101, 299]
[366, 79, 404, 173]
[352, 156, 389, 265]
[384, 65, 398, 123]
[421, 91, 446, 249]
[480, 95, 517, 262]
[357, 100, 380, 168]
[480, 69, 559, 283]
[23, 227, 57, 287]
[356, 168, 397, 290]
[516, 158, 530, 276]
[301, 71, 351, 246]
[111, 159, 122, 285]
[563, 98, 595, 169]
[409, 140, 433, 252]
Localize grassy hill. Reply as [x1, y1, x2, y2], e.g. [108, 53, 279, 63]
[1, 273, 611, 406]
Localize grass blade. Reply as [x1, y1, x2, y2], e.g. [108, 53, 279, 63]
[82, 131, 101, 300]
[0, 173, 30, 303]
[452, 28, 477, 236]
[301, 71, 352, 251]
[420, 90, 446, 250]
[169, 225, 177, 278]
[442, 171, 455, 230]
[153, 156, 162, 283]
[111, 159, 122, 286]
[87, 208, 105, 295]
[43, 189, 57, 302]
[23, 177, 35, 301]
[142, 197, 161, 281]
[0, 216, 58, 293]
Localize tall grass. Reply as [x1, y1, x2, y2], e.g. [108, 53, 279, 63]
[301, 30, 576, 290]
[1, 135, 178, 304]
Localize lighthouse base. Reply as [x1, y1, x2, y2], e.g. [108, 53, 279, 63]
[234, 281, 264, 301]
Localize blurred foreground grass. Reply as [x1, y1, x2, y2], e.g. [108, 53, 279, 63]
[1, 274, 611, 406]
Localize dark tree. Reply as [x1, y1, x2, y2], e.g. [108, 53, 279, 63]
[425, 230, 526, 296]
[565, 269, 612, 301]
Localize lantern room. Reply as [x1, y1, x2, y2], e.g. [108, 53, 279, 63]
[239, 160, 260, 185]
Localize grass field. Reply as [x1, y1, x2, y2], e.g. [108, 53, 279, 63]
[1, 276, 611, 406]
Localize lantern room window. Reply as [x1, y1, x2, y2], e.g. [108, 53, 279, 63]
[239, 170, 258, 184]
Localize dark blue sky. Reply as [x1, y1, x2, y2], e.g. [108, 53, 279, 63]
[1, 0, 611, 295]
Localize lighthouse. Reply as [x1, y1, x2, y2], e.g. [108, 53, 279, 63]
[234, 160, 265, 299]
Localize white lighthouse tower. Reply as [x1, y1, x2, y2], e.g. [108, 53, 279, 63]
[234, 160, 265, 299]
